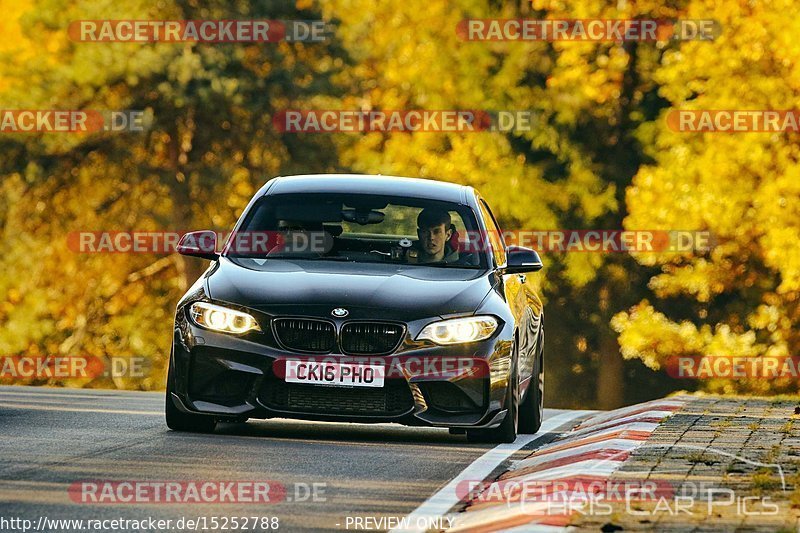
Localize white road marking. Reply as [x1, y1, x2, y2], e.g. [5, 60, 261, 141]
[390, 410, 594, 533]
[0, 386, 161, 399]
[0, 402, 162, 416]
[0, 396, 158, 408]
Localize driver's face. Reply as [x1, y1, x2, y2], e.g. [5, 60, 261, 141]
[417, 223, 450, 256]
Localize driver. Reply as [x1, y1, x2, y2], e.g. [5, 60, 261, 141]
[415, 208, 460, 264]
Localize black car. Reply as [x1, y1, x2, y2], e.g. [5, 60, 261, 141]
[166, 174, 545, 443]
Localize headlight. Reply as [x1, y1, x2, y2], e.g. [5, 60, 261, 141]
[189, 302, 260, 334]
[417, 316, 498, 345]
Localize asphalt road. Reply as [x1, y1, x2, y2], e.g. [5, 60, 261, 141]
[0, 386, 586, 532]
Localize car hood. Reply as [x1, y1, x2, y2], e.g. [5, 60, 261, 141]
[205, 257, 494, 321]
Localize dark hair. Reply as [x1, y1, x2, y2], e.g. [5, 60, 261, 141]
[417, 208, 451, 229]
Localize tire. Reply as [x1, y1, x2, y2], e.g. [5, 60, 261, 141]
[467, 348, 519, 444]
[165, 355, 217, 433]
[519, 328, 544, 434]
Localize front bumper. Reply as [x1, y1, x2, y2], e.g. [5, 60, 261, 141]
[170, 307, 514, 429]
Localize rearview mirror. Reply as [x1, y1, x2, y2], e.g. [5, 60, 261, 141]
[504, 245, 542, 273]
[177, 230, 219, 260]
[341, 209, 385, 225]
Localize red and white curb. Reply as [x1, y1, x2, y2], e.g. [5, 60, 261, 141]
[444, 399, 684, 532]
[391, 411, 594, 533]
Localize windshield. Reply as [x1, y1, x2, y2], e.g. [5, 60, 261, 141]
[224, 193, 487, 269]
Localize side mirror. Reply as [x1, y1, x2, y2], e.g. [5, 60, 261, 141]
[504, 245, 542, 273]
[177, 230, 219, 260]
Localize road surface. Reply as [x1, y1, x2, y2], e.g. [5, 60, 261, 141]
[0, 386, 588, 532]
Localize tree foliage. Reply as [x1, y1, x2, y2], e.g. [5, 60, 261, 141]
[0, 0, 796, 404]
[612, 0, 800, 395]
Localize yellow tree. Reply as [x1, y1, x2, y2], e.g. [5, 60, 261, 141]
[324, 0, 694, 407]
[0, 0, 344, 389]
[613, 0, 800, 394]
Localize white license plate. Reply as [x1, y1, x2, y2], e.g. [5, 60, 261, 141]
[284, 360, 385, 388]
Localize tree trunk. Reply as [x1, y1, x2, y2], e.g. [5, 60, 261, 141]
[596, 332, 625, 409]
[165, 113, 207, 290]
[596, 283, 625, 409]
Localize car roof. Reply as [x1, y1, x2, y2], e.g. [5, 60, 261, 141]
[264, 174, 470, 203]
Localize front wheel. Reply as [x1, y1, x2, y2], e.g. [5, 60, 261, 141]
[165, 355, 217, 433]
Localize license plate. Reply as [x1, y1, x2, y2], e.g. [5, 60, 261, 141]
[284, 360, 385, 388]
